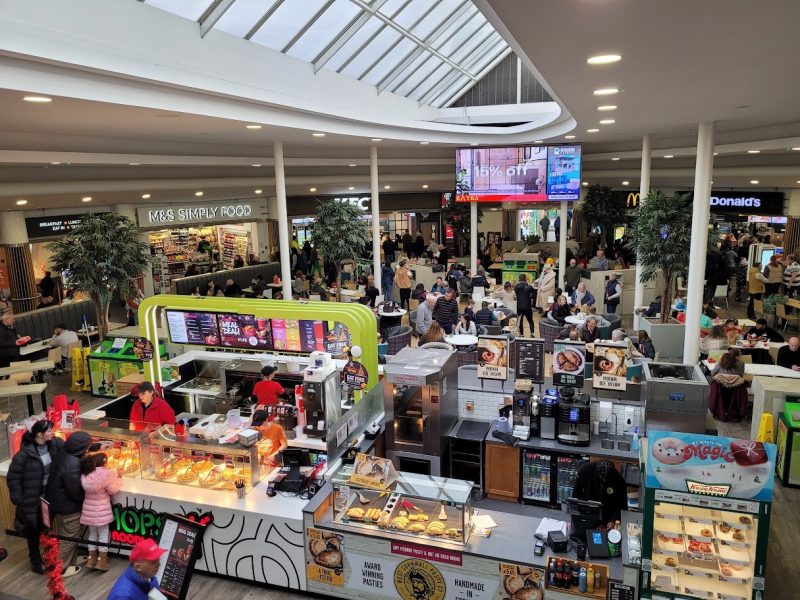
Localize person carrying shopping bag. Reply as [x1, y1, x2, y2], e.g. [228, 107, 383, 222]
[80, 452, 122, 571]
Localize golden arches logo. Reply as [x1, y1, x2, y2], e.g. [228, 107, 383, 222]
[626, 193, 639, 207]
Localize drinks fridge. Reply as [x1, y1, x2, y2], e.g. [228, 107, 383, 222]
[640, 431, 775, 600]
[522, 450, 587, 507]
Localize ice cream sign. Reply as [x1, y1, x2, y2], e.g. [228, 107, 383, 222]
[645, 431, 776, 501]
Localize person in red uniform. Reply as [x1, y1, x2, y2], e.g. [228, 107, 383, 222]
[252, 366, 286, 408]
[129, 381, 175, 426]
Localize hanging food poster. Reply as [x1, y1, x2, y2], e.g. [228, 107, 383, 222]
[133, 337, 154, 361]
[645, 431, 776, 501]
[552, 340, 585, 386]
[343, 360, 369, 391]
[592, 342, 628, 391]
[477, 336, 508, 380]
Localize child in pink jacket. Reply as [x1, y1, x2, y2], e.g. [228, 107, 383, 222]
[80, 453, 122, 570]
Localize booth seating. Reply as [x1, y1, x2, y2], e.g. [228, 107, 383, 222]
[172, 262, 281, 296]
[13, 299, 97, 341]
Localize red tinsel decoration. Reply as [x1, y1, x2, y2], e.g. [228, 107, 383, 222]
[39, 533, 75, 600]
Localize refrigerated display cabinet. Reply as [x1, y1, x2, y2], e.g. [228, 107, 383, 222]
[521, 449, 587, 507]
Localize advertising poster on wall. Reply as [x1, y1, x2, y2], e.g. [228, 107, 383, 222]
[343, 360, 369, 391]
[592, 342, 628, 391]
[552, 341, 586, 387]
[306, 527, 345, 587]
[477, 337, 508, 380]
[546, 145, 582, 200]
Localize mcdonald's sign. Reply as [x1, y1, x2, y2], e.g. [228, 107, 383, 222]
[626, 192, 640, 208]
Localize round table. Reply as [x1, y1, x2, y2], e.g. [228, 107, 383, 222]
[445, 334, 478, 347]
[474, 297, 504, 309]
[564, 314, 588, 325]
[377, 308, 407, 337]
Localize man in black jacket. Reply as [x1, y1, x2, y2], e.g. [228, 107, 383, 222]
[572, 460, 628, 527]
[0, 312, 22, 368]
[474, 301, 495, 326]
[46, 431, 92, 577]
[514, 274, 535, 336]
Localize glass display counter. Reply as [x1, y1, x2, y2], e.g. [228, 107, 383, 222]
[77, 419, 151, 477]
[140, 425, 262, 494]
[328, 465, 474, 546]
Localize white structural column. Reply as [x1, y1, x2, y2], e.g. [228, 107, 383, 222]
[470, 201, 478, 274]
[117, 203, 154, 296]
[370, 144, 382, 291]
[273, 141, 293, 302]
[558, 202, 568, 289]
[632, 134, 652, 329]
[683, 122, 716, 364]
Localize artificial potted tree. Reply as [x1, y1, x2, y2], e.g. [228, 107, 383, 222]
[311, 199, 370, 302]
[47, 213, 150, 338]
[628, 190, 718, 358]
[579, 184, 629, 250]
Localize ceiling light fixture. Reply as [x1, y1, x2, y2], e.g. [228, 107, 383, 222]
[621, 181, 630, 186]
[50, 161, 61, 165]
[82, 196, 92, 202]
[129, 163, 141, 166]
[663, 155, 674, 159]
[15, 199, 27, 206]
[593, 88, 619, 96]
[384, 185, 391, 190]
[348, 163, 357, 167]
[23, 95, 52, 103]
[348, 186, 355, 191]
[611, 157, 620, 161]
[534, 140, 544, 144]
[792, 147, 800, 151]
[750, 180, 759, 184]
[470, 142, 479, 146]
[254, 189, 263, 194]
[747, 150, 760, 154]
[713, 152, 719, 156]
[141, 193, 151, 199]
[599, 119, 616, 125]
[587, 54, 621, 65]
[565, 135, 576, 140]
[245, 124, 262, 130]
[422, 184, 429, 189]
[371, 138, 382, 142]
[420, 141, 430, 145]
[796, 180, 800, 184]
[582, 182, 588, 187]
[251, 164, 262, 167]
[309, 187, 317, 192]
[312, 132, 326, 137]
[597, 105, 617, 111]
[195, 191, 204, 197]
[586, 128, 600, 133]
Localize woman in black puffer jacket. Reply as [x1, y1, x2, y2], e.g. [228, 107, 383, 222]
[6, 420, 62, 573]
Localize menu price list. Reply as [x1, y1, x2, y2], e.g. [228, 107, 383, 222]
[218, 313, 272, 349]
[157, 518, 200, 600]
[514, 338, 544, 383]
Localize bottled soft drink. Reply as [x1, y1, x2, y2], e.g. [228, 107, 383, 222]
[594, 570, 602, 591]
[587, 566, 594, 592]
[556, 561, 564, 587]
[571, 562, 579, 587]
[579, 568, 587, 593]
[548, 558, 556, 587]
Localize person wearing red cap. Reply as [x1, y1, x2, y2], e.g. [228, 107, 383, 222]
[252, 366, 286, 408]
[107, 538, 165, 600]
[129, 382, 175, 426]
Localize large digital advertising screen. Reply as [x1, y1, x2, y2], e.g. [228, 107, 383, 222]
[455, 145, 581, 203]
[165, 310, 220, 346]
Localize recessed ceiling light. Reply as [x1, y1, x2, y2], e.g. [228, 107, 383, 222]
[586, 128, 600, 133]
[23, 95, 52, 103]
[470, 142, 479, 146]
[128, 162, 141, 166]
[611, 157, 620, 161]
[422, 184, 429, 189]
[245, 124, 262, 130]
[312, 132, 326, 137]
[15, 199, 27, 206]
[597, 105, 617, 111]
[50, 161, 61, 165]
[254, 189, 263, 194]
[252, 164, 262, 167]
[582, 182, 589, 187]
[348, 163, 357, 167]
[587, 54, 621, 65]
[747, 150, 760, 154]
[82, 196, 92, 202]
[621, 181, 630, 186]
[141, 193, 151, 199]
[195, 191, 204, 197]
[599, 119, 616, 125]
[565, 135, 576, 140]
[593, 88, 619, 96]
[420, 141, 430, 145]
[663, 155, 674, 159]
[796, 180, 800, 184]
[348, 186, 355, 191]
[713, 152, 719, 156]
[309, 187, 317, 192]
[534, 140, 543, 144]
[371, 138, 382, 142]
[792, 147, 800, 151]
[750, 180, 759, 184]
[384, 185, 391, 190]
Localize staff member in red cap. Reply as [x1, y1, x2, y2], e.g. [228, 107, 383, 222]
[252, 366, 286, 408]
[130, 382, 175, 426]
[107, 538, 166, 600]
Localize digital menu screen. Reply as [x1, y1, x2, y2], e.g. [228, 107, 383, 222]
[165, 310, 220, 346]
[156, 514, 207, 600]
[271, 319, 301, 352]
[513, 338, 545, 384]
[217, 313, 272, 350]
[299, 320, 326, 353]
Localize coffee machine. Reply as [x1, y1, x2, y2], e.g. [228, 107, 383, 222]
[540, 388, 559, 440]
[557, 388, 591, 447]
[302, 352, 341, 438]
[512, 379, 533, 440]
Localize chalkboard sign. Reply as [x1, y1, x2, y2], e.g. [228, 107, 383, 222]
[513, 338, 545, 384]
[608, 580, 636, 600]
[156, 514, 208, 600]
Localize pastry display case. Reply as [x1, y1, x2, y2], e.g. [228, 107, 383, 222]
[140, 425, 263, 494]
[79, 419, 151, 478]
[329, 466, 474, 546]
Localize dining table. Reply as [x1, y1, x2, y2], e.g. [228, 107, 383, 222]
[445, 334, 478, 347]
[703, 360, 800, 379]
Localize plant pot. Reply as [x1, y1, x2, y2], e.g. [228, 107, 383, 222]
[640, 317, 685, 359]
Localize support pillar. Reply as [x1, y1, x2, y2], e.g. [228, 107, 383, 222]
[633, 134, 652, 330]
[273, 141, 293, 301]
[683, 122, 715, 364]
[470, 201, 478, 274]
[558, 202, 568, 289]
[370, 145, 382, 291]
[0, 211, 36, 313]
[117, 204, 154, 297]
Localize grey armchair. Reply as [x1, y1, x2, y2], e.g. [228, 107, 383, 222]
[387, 325, 412, 355]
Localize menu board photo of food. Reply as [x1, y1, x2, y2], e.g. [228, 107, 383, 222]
[218, 313, 273, 350]
[299, 320, 327, 353]
[592, 342, 628, 391]
[552, 341, 586, 386]
[477, 336, 508, 380]
[165, 310, 220, 347]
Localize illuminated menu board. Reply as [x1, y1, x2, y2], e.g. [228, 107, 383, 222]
[217, 313, 272, 350]
[165, 310, 220, 346]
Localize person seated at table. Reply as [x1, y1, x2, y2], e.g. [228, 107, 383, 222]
[446, 263, 463, 290]
[454, 314, 477, 336]
[470, 271, 489, 290]
[308, 275, 329, 301]
[49, 323, 79, 373]
[250, 410, 288, 467]
[673, 295, 687, 313]
[0, 312, 23, 369]
[474, 301, 495, 326]
[251, 274, 265, 297]
[430, 277, 447, 295]
[588, 250, 609, 271]
[464, 299, 476, 318]
[419, 322, 447, 346]
[291, 271, 307, 298]
[704, 301, 719, 320]
[190, 286, 202, 299]
[36, 295, 56, 310]
[492, 281, 516, 307]
[745, 318, 784, 343]
[253, 366, 287, 408]
[458, 271, 473, 297]
[551, 295, 572, 325]
[416, 295, 436, 336]
[224, 278, 243, 297]
[776, 337, 800, 371]
[362, 274, 379, 307]
[184, 263, 199, 277]
[710, 350, 745, 377]
[570, 282, 596, 309]
[130, 382, 175, 426]
[557, 324, 579, 340]
[411, 283, 427, 303]
[579, 316, 601, 343]
[635, 330, 656, 359]
[699, 305, 717, 331]
[587, 306, 610, 327]
[701, 325, 728, 360]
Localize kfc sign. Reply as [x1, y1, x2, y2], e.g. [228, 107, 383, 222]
[335, 196, 371, 211]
